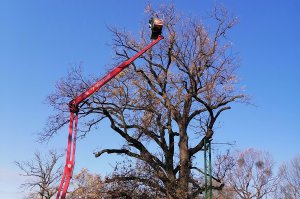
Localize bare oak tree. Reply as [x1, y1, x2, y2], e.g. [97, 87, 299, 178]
[15, 150, 63, 199]
[44, 4, 244, 199]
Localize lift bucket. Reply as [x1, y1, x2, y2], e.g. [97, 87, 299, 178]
[149, 17, 163, 40]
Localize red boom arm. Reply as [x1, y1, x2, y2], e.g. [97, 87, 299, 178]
[56, 35, 163, 199]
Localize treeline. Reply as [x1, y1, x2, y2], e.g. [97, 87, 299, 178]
[15, 148, 300, 199]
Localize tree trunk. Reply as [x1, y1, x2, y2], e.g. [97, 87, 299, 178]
[177, 125, 190, 199]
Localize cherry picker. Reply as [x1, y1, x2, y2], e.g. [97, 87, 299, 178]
[56, 18, 163, 199]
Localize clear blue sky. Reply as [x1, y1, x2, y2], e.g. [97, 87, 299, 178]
[0, 1, 299, 198]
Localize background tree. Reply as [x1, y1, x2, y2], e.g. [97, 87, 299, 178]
[212, 150, 235, 199]
[102, 159, 166, 198]
[224, 148, 278, 199]
[44, 4, 245, 199]
[67, 168, 105, 199]
[275, 155, 300, 199]
[15, 150, 63, 199]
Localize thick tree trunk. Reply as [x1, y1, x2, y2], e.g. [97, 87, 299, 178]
[177, 125, 190, 199]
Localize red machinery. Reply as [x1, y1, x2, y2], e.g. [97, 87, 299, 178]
[56, 19, 163, 199]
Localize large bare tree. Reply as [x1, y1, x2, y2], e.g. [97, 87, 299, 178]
[44, 4, 244, 199]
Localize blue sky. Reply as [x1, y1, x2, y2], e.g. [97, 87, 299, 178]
[0, 1, 299, 198]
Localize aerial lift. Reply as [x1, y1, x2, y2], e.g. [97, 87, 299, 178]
[56, 18, 163, 199]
